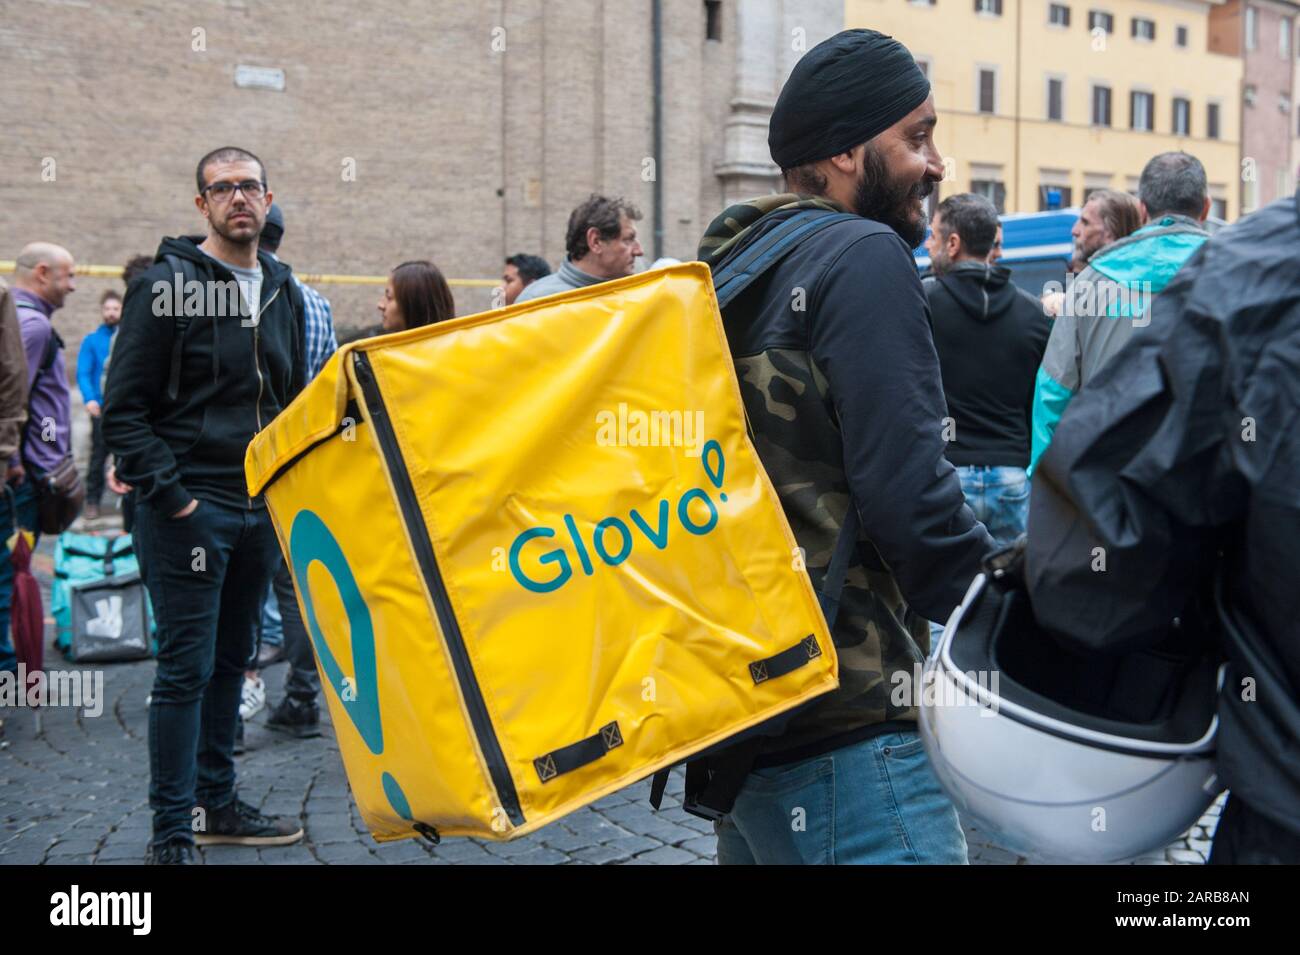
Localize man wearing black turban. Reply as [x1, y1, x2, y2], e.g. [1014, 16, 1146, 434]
[695, 30, 993, 865]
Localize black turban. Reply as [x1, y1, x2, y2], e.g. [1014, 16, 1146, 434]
[768, 29, 931, 170]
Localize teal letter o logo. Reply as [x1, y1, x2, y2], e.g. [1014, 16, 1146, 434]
[289, 509, 383, 755]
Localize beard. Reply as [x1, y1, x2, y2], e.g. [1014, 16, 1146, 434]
[1072, 236, 1104, 270]
[929, 244, 952, 275]
[212, 208, 262, 246]
[852, 146, 934, 248]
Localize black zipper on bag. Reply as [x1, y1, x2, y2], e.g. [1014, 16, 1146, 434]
[258, 400, 362, 494]
[352, 351, 525, 828]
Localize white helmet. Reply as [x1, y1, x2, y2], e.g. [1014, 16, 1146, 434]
[921, 573, 1224, 864]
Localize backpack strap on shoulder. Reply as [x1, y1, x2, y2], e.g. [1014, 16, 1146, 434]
[710, 210, 858, 310]
[163, 254, 198, 402]
[651, 209, 866, 820]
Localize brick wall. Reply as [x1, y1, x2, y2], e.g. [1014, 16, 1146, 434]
[0, 0, 737, 378]
[1241, 3, 1298, 209]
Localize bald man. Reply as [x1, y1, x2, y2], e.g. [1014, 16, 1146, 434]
[0, 243, 76, 672]
[10, 243, 75, 486]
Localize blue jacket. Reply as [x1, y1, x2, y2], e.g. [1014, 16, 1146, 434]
[77, 323, 116, 406]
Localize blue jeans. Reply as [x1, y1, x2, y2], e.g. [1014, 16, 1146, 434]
[0, 481, 39, 673]
[133, 497, 281, 845]
[955, 465, 1029, 546]
[714, 731, 969, 864]
[258, 581, 283, 648]
[930, 466, 1031, 641]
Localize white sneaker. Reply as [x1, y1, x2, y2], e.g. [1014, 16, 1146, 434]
[240, 675, 266, 721]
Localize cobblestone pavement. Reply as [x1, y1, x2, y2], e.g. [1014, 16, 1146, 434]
[1, 523, 1221, 866]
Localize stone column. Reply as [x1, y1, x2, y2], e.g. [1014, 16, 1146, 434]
[714, 0, 841, 205]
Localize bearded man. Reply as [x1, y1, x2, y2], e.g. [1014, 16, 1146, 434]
[103, 146, 307, 864]
[696, 30, 993, 865]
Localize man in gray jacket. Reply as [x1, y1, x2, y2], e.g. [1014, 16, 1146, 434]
[1030, 152, 1210, 471]
[515, 195, 643, 303]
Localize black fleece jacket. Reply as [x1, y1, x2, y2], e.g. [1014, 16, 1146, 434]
[924, 261, 1050, 468]
[103, 236, 304, 514]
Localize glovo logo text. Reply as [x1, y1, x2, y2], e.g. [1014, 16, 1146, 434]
[509, 438, 727, 594]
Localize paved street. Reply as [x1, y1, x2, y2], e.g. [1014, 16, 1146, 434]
[1, 523, 1221, 866]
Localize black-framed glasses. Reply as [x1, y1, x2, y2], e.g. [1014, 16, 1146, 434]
[201, 179, 267, 202]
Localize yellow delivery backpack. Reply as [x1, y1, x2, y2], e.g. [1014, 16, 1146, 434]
[245, 262, 838, 842]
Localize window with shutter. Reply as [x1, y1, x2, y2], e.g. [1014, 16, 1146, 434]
[1132, 18, 1155, 41]
[979, 70, 996, 113]
[1092, 85, 1112, 126]
[1088, 11, 1114, 33]
[971, 178, 1006, 214]
[1130, 91, 1154, 131]
[1048, 78, 1064, 121]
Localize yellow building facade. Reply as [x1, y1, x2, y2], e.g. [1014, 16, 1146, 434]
[848, 0, 1243, 218]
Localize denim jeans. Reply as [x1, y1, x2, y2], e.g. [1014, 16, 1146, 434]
[714, 731, 969, 864]
[133, 496, 280, 845]
[955, 465, 1030, 546]
[258, 582, 283, 648]
[0, 480, 40, 673]
[85, 415, 109, 506]
[930, 466, 1031, 642]
[272, 561, 321, 704]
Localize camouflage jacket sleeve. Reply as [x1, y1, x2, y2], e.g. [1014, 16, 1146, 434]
[809, 232, 994, 623]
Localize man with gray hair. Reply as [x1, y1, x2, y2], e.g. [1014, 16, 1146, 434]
[1030, 152, 1210, 471]
[514, 195, 643, 303]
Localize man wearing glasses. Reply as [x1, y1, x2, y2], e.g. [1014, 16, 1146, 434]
[103, 146, 307, 864]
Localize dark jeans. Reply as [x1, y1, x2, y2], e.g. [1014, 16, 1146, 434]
[273, 560, 321, 703]
[1209, 793, 1300, 864]
[85, 415, 109, 506]
[0, 480, 40, 673]
[134, 496, 280, 845]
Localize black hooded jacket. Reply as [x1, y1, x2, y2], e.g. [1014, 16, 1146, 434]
[1026, 192, 1300, 837]
[924, 261, 1050, 468]
[103, 236, 305, 514]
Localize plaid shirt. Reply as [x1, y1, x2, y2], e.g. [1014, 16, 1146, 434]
[292, 275, 337, 380]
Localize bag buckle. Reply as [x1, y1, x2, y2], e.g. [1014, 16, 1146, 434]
[680, 793, 727, 823]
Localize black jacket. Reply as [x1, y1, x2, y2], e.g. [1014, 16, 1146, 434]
[708, 202, 993, 758]
[103, 236, 305, 514]
[1026, 192, 1300, 837]
[924, 262, 1050, 468]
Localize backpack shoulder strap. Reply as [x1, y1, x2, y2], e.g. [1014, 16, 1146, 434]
[707, 207, 864, 627]
[650, 212, 867, 818]
[817, 504, 860, 631]
[163, 254, 199, 402]
[710, 210, 858, 310]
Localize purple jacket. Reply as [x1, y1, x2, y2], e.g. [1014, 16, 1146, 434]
[11, 288, 70, 473]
